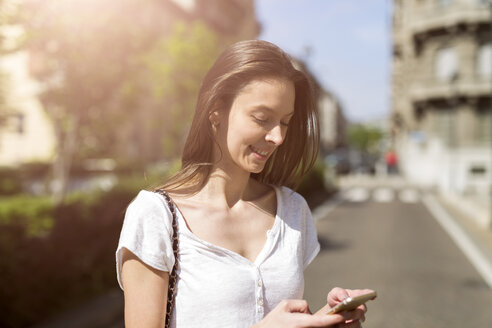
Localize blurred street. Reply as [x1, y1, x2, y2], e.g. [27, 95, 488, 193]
[36, 175, 492, 328]
[305, 175, 492, 328]
[1, 0, 491, 327]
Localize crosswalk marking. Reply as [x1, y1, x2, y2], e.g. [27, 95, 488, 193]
[373, 188, 394, 202]
[340, 187, 421, 204]
[398, 189, 420, 203]
[344, 187, 370, 202]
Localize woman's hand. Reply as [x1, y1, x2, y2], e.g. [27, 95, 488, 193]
[252, 299, 346, 328]
[317, 287, 376, 328]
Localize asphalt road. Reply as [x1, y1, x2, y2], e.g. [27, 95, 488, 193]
[304, 183, 492, 328]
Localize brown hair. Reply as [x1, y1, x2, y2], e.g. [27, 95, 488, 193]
[153, 40, 319, 194]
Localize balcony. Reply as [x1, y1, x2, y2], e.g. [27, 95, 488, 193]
[410, 3, 492, 38]
[410, 74, 492, 103]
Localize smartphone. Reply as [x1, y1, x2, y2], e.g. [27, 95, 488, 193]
[326, 291, 377, 315]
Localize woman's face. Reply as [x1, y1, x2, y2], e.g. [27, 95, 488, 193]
[213, 77, 295, 174]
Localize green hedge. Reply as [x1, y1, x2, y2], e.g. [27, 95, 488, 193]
[0, 163, 51, 196]
[0, 176, 156, 327]
[0, 195, 54, 237]
[297, 159, 336, 208]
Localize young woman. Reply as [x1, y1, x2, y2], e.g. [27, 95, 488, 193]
[116, 40, 374, 328]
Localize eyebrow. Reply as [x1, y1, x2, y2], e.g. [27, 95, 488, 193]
[253, 105, 294, 117]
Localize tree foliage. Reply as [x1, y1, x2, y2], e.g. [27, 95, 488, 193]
[14, 0, 228, 202]
[347, 124, 383, 154]
[140, 21, 221, 158]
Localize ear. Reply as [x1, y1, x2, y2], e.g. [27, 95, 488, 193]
[209, 110, 220, 126]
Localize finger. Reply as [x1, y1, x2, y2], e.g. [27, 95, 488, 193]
[340, 319, 362, 328]
[357, 309, 366, 323]
[313, 302, 332, 315]
[354, 305, 367, 322]
[357, 304, 367, 314]
[293, 312, 345, 327]
[340, 309, 365, 322]
[328, 287, 350, 304]
[283, 299, 311, 314]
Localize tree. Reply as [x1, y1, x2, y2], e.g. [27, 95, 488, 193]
[139, 21, 222, 159]
[15, 0, 174, 202]
[15, 0, 231, 203]
[81, 21, 225, 165]
[347, 124, 383, 154]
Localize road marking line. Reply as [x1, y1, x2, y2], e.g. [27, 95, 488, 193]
[312, 193, 346, 221]
[373, 188, 394, 202]
[423, 194, 492, 289]
[399, 189, 420, 203]
[345, 187, 370, 202]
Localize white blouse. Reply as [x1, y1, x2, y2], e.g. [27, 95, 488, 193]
[115, 186, 320, 328]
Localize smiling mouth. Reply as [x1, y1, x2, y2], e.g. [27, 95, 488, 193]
[250, 145, 271, 159]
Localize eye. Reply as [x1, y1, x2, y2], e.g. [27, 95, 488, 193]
[253, 116, 269, 125]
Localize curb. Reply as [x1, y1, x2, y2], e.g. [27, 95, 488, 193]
[423, 194, 492, 289]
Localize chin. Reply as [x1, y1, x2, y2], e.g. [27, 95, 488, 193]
[250, 168, 264, 174]
[248, 164, 266, 174]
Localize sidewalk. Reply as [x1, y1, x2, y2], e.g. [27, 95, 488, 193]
[433, 194, 492, 288]
[339, 173, 492, 289]
[441, 192, 491, 228]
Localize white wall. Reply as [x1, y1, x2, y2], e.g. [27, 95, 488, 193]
[398, 131, 491, 227]
[398, 133, 443, 188]
[0, 51, 56, 167]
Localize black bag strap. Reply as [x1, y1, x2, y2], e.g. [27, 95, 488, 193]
[154, 189, 179, 328]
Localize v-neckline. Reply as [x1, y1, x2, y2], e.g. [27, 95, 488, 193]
[171, 186, 282, 266]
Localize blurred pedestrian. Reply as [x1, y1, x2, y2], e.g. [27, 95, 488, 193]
[116, 40, 374, 328]
[385, 149, 398, 175]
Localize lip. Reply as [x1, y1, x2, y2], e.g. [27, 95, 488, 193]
[250, 145, 272, 161]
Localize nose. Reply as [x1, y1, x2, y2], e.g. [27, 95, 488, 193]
[265, 124, 285, 146]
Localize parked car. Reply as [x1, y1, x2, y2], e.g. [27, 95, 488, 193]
[324, 148, 351, 175]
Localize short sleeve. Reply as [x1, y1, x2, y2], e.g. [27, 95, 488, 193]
[115, 190, 175, 290]
[300, 196, 320, 269]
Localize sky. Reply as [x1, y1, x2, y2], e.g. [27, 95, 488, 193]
[255, 0, 392, 123]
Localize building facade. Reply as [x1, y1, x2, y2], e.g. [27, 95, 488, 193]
[392, 0, 492, 227]
[318, 90, 347, 155]
[291, 59, 347, 156]
[0, 50, 55, 167]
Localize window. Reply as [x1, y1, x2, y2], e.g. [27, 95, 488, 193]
[476, 0, 492, 6]
[476, 43, 492, 79]
[16, 114, 24, 134]
[3, 113, 24, 134]
[438, 0, 453, 6]
[433, 110, 456, 146]
[475, 108, 492, 144]
[435, 47, 458, 82]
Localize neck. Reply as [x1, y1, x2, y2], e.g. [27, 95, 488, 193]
[199, 163, 254, 208]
